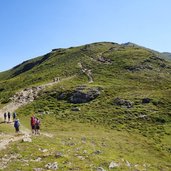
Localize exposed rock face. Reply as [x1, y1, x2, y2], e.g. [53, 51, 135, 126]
[11, 86, 43, 104]
[125, 64, 153, 71]
[113, 98, 133, 108]
[69, 88, 100, 104]
[57, 92, 67, 100]
[57, 86, 101, 104]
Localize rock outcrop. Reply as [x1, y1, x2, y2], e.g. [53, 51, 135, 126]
[113, 98, 133, 108]
[69, 88, 100, 104]
[11, 86, 43, 104]
[57, 86, 101, 104]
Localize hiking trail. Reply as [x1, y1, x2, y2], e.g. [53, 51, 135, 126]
[0, 76, 74, 150]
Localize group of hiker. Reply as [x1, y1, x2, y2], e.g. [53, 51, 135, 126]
[4, 111, 20, 133]
[3, 112, 41, 134]
[30, 116, 40, 134]
[3, 111, 17, 123]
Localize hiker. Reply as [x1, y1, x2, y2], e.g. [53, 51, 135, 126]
[14, 119, 20, 133]
[4, 112, 7, 122]
[31, 116, 36, 134]
[35, 117, 40, 134]
[13, 112, 17, 121]
[7, 111, 11, 122]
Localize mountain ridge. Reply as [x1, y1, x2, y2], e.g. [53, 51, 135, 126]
[0, 41, 170, 76]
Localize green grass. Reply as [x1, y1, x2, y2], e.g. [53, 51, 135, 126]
[0, 42, 171, 170]
[0, 119, 15, 135]
[0, 117, 170, 171]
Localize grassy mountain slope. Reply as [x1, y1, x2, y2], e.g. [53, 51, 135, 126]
[0, 42, 171, 170]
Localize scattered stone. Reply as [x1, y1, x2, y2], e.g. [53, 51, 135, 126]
[22, 137, 32, 143]
[35, 157, 42, 162]
[93, 150, 102, 155]
[97, 167, 106, 171]
[42, 149, 48, 153]
[71, 107, 81, 111]
[75, 147, 81, 152]
[138, 114, 147, 118]
[83, 150, 87, 154]
[125, 160, 131, 167]
[109, 161, 120, 169]
[97, 56, 112, 64]
[113, 97, 133, 108]
[55, 151, 63, 158]
[33, 168, 44, 171]
[45, 162, 58, 170]
[77, 155, 85, 160]
[81, 137, 86, 143]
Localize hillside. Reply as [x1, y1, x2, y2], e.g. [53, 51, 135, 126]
[0, 42, 171, 170]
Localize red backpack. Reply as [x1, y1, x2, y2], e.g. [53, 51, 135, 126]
[31, 116, 36, 125]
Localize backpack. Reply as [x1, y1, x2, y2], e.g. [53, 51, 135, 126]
[14, 120, 20, 128]
[36, 119, 40, 126]
[31, 116, 36, 125]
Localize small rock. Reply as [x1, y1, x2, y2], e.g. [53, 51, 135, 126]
[125, 160, 131, 167]
[94, 150, 102, 155]
[22, 137, 32, 142]
[97, 167, 106, 171]
[77, 155, 85, 160]
[83, 150, 87, 154]
[55, 151, 63, 158]
[81, 137, 86, 141]
[42, 149, 48, 153]
[71, 107, 81, 111]
[109, 161, 120, 169]
[45, 162, 58, 170]
[33, 168, 44, 171]
[35, 157, 42, 162]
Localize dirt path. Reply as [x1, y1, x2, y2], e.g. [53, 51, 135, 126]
[78, 62, 93, 83]
[0, 76, 74, 150]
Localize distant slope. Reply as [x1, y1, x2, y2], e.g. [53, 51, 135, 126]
[161, 52, 171, 60]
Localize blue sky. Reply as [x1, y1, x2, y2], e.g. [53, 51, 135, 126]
[0, 0, 171, 71]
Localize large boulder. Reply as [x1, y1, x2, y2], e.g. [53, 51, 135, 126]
[57, 86, 101, 104]
[69, 88, 100, 104]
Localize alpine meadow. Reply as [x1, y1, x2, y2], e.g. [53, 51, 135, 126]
[0, 42, 171, 171]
